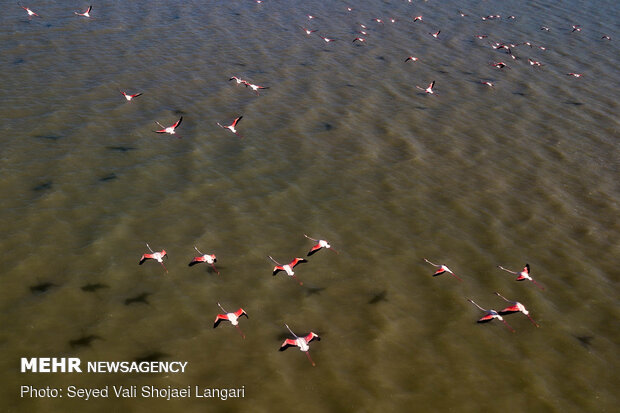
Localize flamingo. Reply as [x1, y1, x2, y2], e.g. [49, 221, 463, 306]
[139, 243, 167, 273]
[416, 80, 436, 95]
[213, 303, 247, 338]
[120, 91, 142, 101]
[279, 324, 320, 366]
[243, 81, 269, 95]
[571, 25, 582, 33]
[319, 36, 336, 43]
[301, 27, 317, 35]
[468, 299, 515, 332]
[154, 117, 182, 137]
[429, 30, 440, 39]
[480, 80, 494, 87]
[497, 264, 545, 290]
[217, 116, 243, 138]
[528, 58, 543, 67]
[492, 61, 510, 69]
[404, 56, 419, 62]
[268, 256, 307, 285]
[494, 292, 539, 327]
[353, 37, 366, 44]
[413, 15, 423, 22]
[304, 234, 338, 256]
[229, 76, 246, 85]
[19, 4, 40, 17]
[423, 258, 462, 281]
[74, 5, 92, 17]
[566, 73, 583, 77]
[188, 246, 219, 275]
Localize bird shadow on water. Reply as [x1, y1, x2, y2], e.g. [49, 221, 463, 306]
[69, 335, 103, 349]
[106, 146, 137, 152]
[303, 286, 326, 297]
[368, 290, 388, 304]
[564, 101, 583, 106]
[575, 335, 594, 350]
[29, 282, 57, 295]
[34, 135, 63, 141]
[99, 173, 118, 182]
[32, 181, 52, 191]
[124, 292, 152, 306]
[81, 283, 109, 293]
[134, 352, 170, 363]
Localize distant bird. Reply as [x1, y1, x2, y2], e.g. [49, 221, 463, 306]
[566, 72, 583, 77]
[189, 246, 219, 275]
[413, 15, 423, 22]
[474, 35, 488, 39]
[120, 91, 142, 101]
[154, 116, 182, 137]
[480, 80, 494, 87]
[491, 61, 510, 69]
[319, 36, 336, 43]
[307, 14, 315, 19]
[468, 299, 515, 332]
[540, 26, 550, 31]
[214, 303, 248, 338]
[507, 15, 516, 19]
[268, 256, 307, 285]
[19, 4, 40, 17]
[279, 324, 320, 366]
[372, 18, 384, 24]
[416, 80, 436, 95]
[571, 25, 582, 32]
[389, 18, 396, 24]
[497, 264, 545, 290]
[404, 56, 419, 62]
[74, 5, 92, 17]
[353, 37, 366, 43]
[458, 11, 468, 17]
[429, 30, 440, 39]
[528, 58, 543, 67]
[304, 234, 338, 256]
[601, 35, 611, 40]
[301, 27, 317, 35]
[229, 76, 246, 84]
[243, 81, 269, 95]
[423, 258, 462, 281]
[494, 292, 539, 327]
[139, 243, 167, 273]
[217, 116, 243, 138]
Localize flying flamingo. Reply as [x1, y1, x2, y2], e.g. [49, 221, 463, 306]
[304, 234, 338, 256]
[494, 292, 539, 327]
[188, 246, 219, 275]
[268, 256, 307, 285]
[352, 37, 366, 44]
[300, 27, 317, 35]
[74, 5, 92, 17]
[229, 76, 246, 85]
[139, 243, 167, 273]
[423, 258, 462, 281]
[19, 4, 40, 17]
[279, 324, 320, 366]
[429, 30, 440, 39]
[217, 116, 243, 138]
[416, 80, 436, 95]
[243, 81, 269, 95]
[467, 299, 515, 332]
[213, 303, 248, 339]
[405, 56, 419, 62]
[154, 116, 182, 137]
[480, 80, 494, 87]
[319, 36, 336, 43]
[566, 73, 583, 77]
[120, 91, 142, 101]
[497, 264, 545, 290]
[413, 16, 423, 22]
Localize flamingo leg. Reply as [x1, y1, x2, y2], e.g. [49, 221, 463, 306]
[531, 279, 545, 291]
[501, 319, 515, 333]
[305, 351, 316, 367]
[235, 325, 246, 339]
[211, 263, 220, 275]
[526, 314, 540, 327]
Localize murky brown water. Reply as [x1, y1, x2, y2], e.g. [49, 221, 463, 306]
[1, 0, 618, 412]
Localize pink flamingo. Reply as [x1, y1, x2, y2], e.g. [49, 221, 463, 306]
[498, 264, 545, 290]
[139, 243, 167, 273]
[495, 292, 539, 327]
[279, 324, 320, 366]
[468, 299, 515, 332]
[213, 303, 248, 339]
[423, 258, 462, 281]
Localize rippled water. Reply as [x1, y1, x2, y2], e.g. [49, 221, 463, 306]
[1, 0, 619, 412]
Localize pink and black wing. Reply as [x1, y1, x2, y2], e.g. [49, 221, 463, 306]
[307, 244, 322, 256]
[477, 313, 496, 323]
[139, 254, 151, 265]
[235, 308, 248, 319]
[232, 116, 242, 127]
[290, 258, 308, 268]
[279, 338, 298, 351]
[433, 268, 446, 277]
[498, 305, 520, 315]
[273, 265, 284, 275]
[305, 332, 320, 343]
[213, 314, 229, 328]
[172, 116, 183, 129]
[189, 256, 206, 266]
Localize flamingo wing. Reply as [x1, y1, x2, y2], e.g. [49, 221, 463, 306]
[213, 314, 229, 328]
[189, 256, 206, 266]
[232, 116, 242, 127]
[172, 116, 183, 129]
[235, 308, 248, 318]
[307, 244, 322, 256]
[305, 332, 320, 343]
[290, 258, 307, 268]
[279, 339, 298, 351]
[139, 254, 152, 265]
[498, 305, 520, 315]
